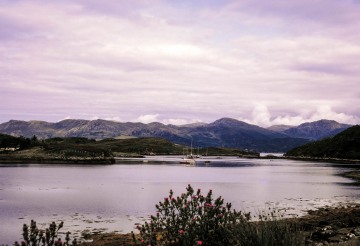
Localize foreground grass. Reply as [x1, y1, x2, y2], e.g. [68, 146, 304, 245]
[6, 184, 360, 246]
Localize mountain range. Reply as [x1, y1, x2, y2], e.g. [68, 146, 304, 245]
[0, 118, 352, 152]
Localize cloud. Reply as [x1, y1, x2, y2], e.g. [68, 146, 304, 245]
[240, 105, 359, 127]
[0, 1, 359, 125]
[162, 118, 204, 125]
[134, 114, 160, 124]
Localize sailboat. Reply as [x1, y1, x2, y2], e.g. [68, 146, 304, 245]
[196, 147, 202, 158]
[180, 139, 196, 165]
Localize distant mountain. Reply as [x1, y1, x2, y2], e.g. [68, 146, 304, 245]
[1, 117, 343, 152]
[285, 125, 360, 160]
[187, 118, 299, 151]
[267, 125, 294, 132]
[268, 120, 351, 140]
[179, 122, 207, 128]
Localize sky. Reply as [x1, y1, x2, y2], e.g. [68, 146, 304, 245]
[1, 0, 360, 127]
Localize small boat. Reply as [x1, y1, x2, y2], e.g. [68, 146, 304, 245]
[180, 158, 196, 165]
[180, 139, 196, 165]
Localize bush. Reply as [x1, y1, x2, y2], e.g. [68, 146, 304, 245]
[14, 220, 77, 246]
[132, 185, 304, 246]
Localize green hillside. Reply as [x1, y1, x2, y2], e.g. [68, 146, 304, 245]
[1, 134, 259, 160]
[96, 137, 183, 155]
[285, 125, 360, 160]
[0, 133, 35, 150]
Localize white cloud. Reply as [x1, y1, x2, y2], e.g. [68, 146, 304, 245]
[162, 118, 204, 125]
[240, 105, 359, 127]
[104, 116, 123, 122]
[134, 114, 160, 124]
[90, 116, 100, 120]
[59, 116, 72, 121]
[307, 106, 359, 125]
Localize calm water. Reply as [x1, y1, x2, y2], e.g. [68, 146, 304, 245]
[1, 156, 359, 244]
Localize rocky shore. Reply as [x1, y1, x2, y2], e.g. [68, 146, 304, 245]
[299, 205, 360, 245]
[77, 204, 360, 246]
[71, 170, 360, 245]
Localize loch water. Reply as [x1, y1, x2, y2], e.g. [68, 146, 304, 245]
[1, 156, 360, 244]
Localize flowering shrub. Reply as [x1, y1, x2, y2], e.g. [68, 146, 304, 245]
[132, 184, 251, 246]
[14, 220, 77, 246]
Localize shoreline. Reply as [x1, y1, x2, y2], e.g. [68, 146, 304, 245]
[340, 170, 360, 183]
[284, 156, 360, 164]
[78, 204, 360, 246]
[0, 157, 115, 164]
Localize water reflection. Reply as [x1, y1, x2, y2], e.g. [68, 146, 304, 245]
[0, 157, 359, 244]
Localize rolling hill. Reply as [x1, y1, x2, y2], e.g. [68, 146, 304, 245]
[285, 125, 360, 160]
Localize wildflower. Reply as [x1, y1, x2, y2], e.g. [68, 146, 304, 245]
[179, 229, 184, 234]
[197, 241, 203, 245]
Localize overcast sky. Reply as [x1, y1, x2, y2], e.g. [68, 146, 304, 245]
[1, 0, 359, 126]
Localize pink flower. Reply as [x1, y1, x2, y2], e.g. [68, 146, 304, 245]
[179, 229, 184, 234]
[140, 239, 144, 243]
[197, 241, 203, 245]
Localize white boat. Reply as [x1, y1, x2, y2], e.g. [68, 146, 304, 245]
[180, 158, 196, 165]
[180, 139, 196, 165]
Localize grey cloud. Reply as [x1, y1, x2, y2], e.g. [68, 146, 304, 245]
[227, 0, 360, 25]
[292, 62, 359, 76]
[0, 15, 38, 40]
